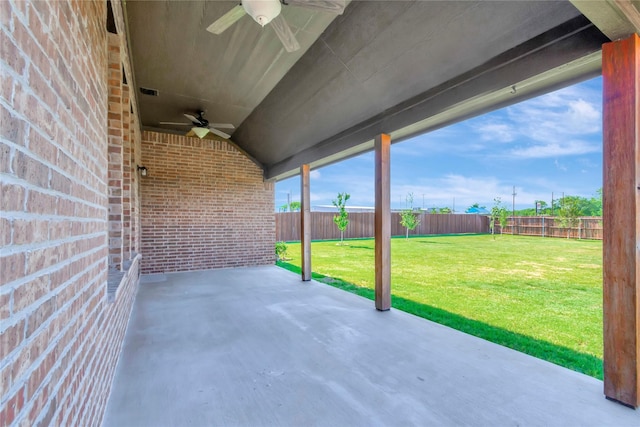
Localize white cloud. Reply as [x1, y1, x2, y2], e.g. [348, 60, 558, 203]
[453, 83, 604, 160]
[310, 169, 321, 180]
[474, 122, 516, 143]
[388, 174, 576, 210]
[310, 172, 375, 207]
[391, 175, 509, 209]
[554, 159, 567, 172]
[509, 140, 600, 158]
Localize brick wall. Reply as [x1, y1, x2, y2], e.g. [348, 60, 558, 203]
[140, 131, 275, 273]
[1, 1, 141, 426]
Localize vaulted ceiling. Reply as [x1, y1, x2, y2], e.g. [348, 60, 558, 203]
[123, 1, 639, 180]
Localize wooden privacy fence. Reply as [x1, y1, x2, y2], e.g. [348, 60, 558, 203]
[276, 213, 604, 241]
[497, 216, 603, 240]
[276, 212, 489, 242]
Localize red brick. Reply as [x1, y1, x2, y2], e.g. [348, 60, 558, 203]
[30, 0, 52, 46]
[25, 296, 55, 338]
[13, 84, 55, 139]
[12, 16, 49, 79]
[36, 396, 57, 427]
[28, 130, 58, 165]
[29, 67, 57, 111]
[1, 183, 25, 211]
[0, 64, 14, 103]
[50, 170, 72, 194]
[26, 190, 57, 215]
[0, 141, 10, 173]
[0, 0, 11, 28]
[26, 246, 59, 276]
[13, 274, 49, 312]
[12, 150, 49, 188]
[0, 252, 26, 286]
[0, 30, 26, 75]
[13, 218, 49, 245]
[0, 292, 10, 319]
[0, 217, 10, 246]
[10, 344, 31, 387]
[0, 103, 26, 145]
[0, 386, 25, 427]
[0, 319, 25, 360]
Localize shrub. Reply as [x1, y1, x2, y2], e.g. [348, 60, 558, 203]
[275, 241, 288, 261]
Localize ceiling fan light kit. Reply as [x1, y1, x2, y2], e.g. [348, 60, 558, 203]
[191, 127, 211, 139]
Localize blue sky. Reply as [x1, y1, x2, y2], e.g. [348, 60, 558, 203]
[275, 77, 603, 211]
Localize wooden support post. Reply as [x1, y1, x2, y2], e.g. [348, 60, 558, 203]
[602, 33, 640, 408]
[375, 134, 391, 311]
[300, 164, 312, 281]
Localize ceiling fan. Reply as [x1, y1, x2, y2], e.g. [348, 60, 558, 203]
[160, 111, 235, 139]
[206, 0, 346, 52]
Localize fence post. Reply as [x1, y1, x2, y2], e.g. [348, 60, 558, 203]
[578, 218, 582, 240]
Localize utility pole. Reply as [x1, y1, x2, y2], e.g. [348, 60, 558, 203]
[512, 185, 517, 235]
[551, 192, 554, 216]
[287, 191, 291, 212]
[422, 194, 425, 209]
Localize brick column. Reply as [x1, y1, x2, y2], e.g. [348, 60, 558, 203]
[122, 84, 131, 261]
[107, 33, 123, 270]
[130, 114, 139, 254]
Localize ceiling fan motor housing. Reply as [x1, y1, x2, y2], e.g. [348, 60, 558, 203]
[243, 0, 282, 26]
[195, 112, 208, 127]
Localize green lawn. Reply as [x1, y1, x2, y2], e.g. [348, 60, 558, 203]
[277, 234, 604, 379]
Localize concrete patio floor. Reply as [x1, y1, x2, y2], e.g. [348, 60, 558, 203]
[103, 266, 638, 426]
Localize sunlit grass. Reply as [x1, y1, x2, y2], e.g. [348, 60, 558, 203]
[278, 234, 603, 378]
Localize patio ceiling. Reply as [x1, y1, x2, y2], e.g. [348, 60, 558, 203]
[124, 1, 613, 180]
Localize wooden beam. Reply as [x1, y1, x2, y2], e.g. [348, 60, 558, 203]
[300, 164, 311, 281]
[570, 0, 640, 41]
[375, 134, 391, 311]
[602, 33, 640, 409]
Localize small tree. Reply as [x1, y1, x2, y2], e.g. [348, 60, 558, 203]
[499, 208, 508, 234]
[490, 198, 508, 238]
[332, 192, 350, 245]
[556, 199, 581, 239]
[489, 198, 500, 238]
[289, 201, 301, 212]
[400, 193, 420, 239]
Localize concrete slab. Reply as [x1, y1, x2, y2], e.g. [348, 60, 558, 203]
[103, 266, 639, 426]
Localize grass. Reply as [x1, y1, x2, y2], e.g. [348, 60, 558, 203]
[277, 234, 604, 379]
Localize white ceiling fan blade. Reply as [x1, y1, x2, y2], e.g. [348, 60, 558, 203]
[206, 5, 246, 35]
[285, 0, 346, 14]
[209, 127, 231, 139]
[209, 123, 235, 129]
[270, 14, 300, 53]
[183, 113, 201, 124]
[160, 121, 191, 125]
